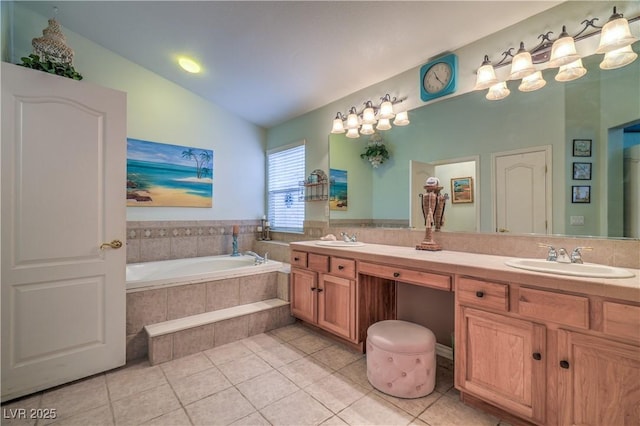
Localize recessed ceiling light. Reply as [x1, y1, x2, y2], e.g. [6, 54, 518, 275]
[178, 57, 201, 74]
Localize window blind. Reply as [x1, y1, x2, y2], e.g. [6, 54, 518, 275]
[267, 143, 305, 232]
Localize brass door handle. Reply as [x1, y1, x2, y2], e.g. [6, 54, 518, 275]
[100, 240, 123, 250]
[498, 228, 510, 233]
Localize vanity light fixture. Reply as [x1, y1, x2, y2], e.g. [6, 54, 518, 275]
[330, 94, 408, 137]
[473, 6, 639, 101]
[178, 57, 201, 74]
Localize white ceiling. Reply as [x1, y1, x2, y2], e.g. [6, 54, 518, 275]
[23, 1, 562, 128]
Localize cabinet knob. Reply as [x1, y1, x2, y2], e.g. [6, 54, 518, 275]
[393, 272, 400, 278]
[338, 265, 344, 270]
[317, 288, 323, 293]
[475, 291, 484, 298]
[310, 287, 317, 291]
[532, 352, 542, 361]
[294, 257, 300, 261]
[560, 360, 570, 369]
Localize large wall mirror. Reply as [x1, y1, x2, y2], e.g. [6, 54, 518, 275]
[328, 53, 640, 239]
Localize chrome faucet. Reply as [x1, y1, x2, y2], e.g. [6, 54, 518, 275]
[538, 243, 558, 261]
[244, 251, 268, 264]
[570, 247, 592, 264]
[340, 232, 357, 243]
[556, 248, 571, 263]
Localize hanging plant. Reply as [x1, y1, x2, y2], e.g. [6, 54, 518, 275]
[18, 54, 83, 81]
[360, 132, 390, 168]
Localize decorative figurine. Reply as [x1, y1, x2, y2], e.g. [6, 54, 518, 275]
[416, 177, 448, 251]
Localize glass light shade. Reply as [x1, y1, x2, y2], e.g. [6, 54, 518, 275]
[509, 43, 536, 80]
[346, 112, 360, 129]
[474, 60, 499, 90]
[362, 106, 376, 124]
[331, 117, 345, 134]
[486, 82, 510, 101]
[360, 123, 375, 135]
[548, 29, 580, 67]
[518, 71, 546, 92]
[599, 45, 638, 70]
[378, 101, 395, 119]
[393, 111, 410, 126]
[555, 58, 587, 82]
[345, 128, 360, 138]
[376, 118, 392, 131]
[596, 16, 638, 54]
[178, 57, 201, 73]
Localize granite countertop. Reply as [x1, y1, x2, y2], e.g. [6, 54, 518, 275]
[290, 241, 640, 302]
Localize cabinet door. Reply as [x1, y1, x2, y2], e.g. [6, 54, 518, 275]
[317, 274, 355, 341]
[558, 331, 640, 426]
[457, 307, 546, 423]
[290, 268, 317, 324]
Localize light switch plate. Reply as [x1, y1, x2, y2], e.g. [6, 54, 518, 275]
[570, 215, 585, 225]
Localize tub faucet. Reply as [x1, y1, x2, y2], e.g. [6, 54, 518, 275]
[340, 232, 357, 243]
[244, 251, 268, 265]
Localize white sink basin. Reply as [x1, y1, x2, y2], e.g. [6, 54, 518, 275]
[505, 258, 635, 279]
[315, 241, 366, 247]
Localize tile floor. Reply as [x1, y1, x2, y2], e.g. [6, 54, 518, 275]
[2, 323, 512, 426]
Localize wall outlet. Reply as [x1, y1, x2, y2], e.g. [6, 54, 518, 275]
[570, 215, 585, 226]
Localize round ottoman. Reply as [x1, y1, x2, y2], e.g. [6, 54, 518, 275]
[366, 320, 436, 398]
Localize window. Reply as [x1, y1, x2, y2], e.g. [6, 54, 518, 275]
[267, 142, 305, 232]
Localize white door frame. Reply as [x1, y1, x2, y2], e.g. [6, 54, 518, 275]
[491, 145, 552, 234]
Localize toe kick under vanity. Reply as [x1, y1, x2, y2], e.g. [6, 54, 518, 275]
[288, 241, 640, 426]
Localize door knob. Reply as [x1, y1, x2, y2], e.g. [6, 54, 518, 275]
[498, 228, 510, 233]
[100, 240, 123, 250]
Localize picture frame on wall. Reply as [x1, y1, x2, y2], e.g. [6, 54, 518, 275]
[572, 139, 592, 157]
[451, 176, 473, 203]
[572, 162, 592, 180]
[572, 185, 591, 203]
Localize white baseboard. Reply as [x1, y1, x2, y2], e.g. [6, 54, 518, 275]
[436, 343, 453, 360]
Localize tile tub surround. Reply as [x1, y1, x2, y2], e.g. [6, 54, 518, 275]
[126, 220, 262, 264]
[126, 271, 293, 362]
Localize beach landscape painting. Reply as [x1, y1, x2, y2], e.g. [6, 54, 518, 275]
[330, 168, 348, 211]
[126, 138, 213, 207]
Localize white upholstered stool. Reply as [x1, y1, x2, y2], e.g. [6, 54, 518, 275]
[366, 320, 436, 399]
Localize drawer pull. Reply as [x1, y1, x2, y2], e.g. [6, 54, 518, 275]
[310, 287, 317, 292]
[317, 288, 323, 293]
[338, 265, 344, 270]
[294, 257, 300, 261]
[476, 291, 485, 298]
[393, 272, 400, 278]
[532, 352, 542, 361]
[560, 360, 570, 369]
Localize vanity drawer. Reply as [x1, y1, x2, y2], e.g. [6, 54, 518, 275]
[330, 257, 356, 279]
[291, 251, 308, 268]
[309, 253, 330, 273]
[603, 301, 640, 342]
[457, 277, 508, 312]
[359, 262, 451, 291]
[518, 287, 589, 329]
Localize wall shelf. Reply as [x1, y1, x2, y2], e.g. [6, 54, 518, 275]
[299, 169, 328, 201]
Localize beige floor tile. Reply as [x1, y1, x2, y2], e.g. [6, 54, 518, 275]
[434, 366, 454, 394]
[304, 373, 369, 414]
[0, 393, 42, 426]
[336, 393, 414, 426]
[45, 404, 113, 426]
[288, 333, 334, 354]
[260, 390, 332, 426]
[186, 387, 255, 426]
[311, 344, 363, 370]
[254, 342, 305, 368]
[160, 352, 213, 383]
[268, 324, 310, 342]
[236, 370, 299, 409]
[376, 389, 443, 417]
[171, 367, 232, 405]
[40, 375, 109, 423]
[217, 353, 274, 385]
[204, 341, 253, 365]
[112, 384, 181, 425]
[409, 417, 430, 426]
[241, 333, 283, 352]
[278, 356, 333, 388]
[418, 394, 499, 426]
[106, 361, 167, 401]
[320, 416, 349, 426]
[229, 411, 271, 426]
[140, 408, 191, 426]
[336, 358, 374, 391]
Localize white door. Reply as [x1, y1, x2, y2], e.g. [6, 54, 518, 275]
[410, 160, 435, 228]
[493, 147, 551, 234]
[1, 63, 127, 401]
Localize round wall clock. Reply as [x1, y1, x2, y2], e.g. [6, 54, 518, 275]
[420, 53, 458, 102]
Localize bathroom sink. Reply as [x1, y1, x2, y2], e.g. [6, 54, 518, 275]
[315, 241, 366, 247]
[505, 258, 635, 279]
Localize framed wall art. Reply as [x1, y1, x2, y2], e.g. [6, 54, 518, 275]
[572, 162, 592, 180]
[451, 176, 473, 203]
[572, 185, 591, 203]
[572, 139, 592, 157]
[329, 168, 348, 211]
